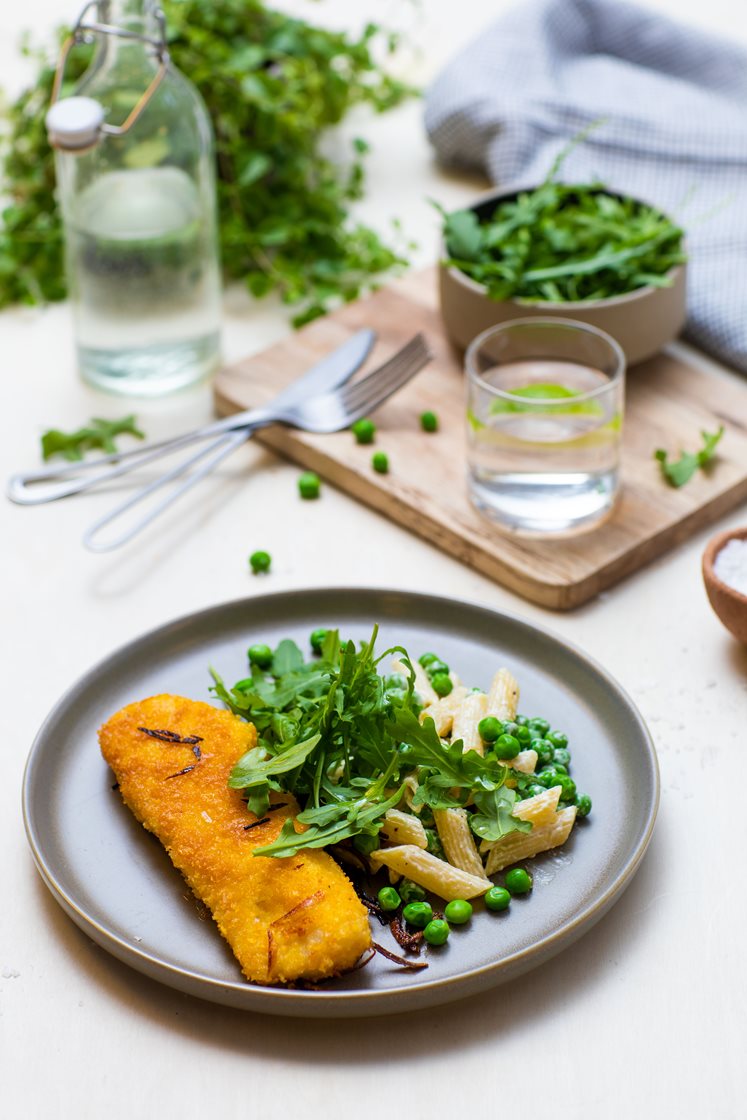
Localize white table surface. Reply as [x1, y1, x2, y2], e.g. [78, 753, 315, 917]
[3, 2, 746, 1117]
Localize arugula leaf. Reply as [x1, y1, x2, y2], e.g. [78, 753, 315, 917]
[386, 709, 507, 796]
[654, 426, 724, 487]
[271, 639, 304, 677]
[469, 787, 533, 842]
[40, 415, 144, 461]
[254, 783, 405, 858]
[439, 135, 686, 304]
[244, 785, 272, 817]
[228, 734, 321, 788]
[442, 209, 483, 261]
[215, 628, 523, 861]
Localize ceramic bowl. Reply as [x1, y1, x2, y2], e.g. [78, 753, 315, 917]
[702, 527, 747, 644]
[438, 184, 687, 366]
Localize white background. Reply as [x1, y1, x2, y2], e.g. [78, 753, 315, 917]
[2, 2, 746, 1118]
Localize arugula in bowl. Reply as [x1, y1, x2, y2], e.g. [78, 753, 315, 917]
[439, 176, 686, 305]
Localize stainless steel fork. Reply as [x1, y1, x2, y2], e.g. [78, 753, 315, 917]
[82, 333, 431, 552]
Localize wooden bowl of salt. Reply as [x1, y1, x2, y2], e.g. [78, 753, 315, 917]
[702, 527, 747, 644]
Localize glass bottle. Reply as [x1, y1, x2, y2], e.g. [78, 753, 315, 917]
[46, 0, 221, 396]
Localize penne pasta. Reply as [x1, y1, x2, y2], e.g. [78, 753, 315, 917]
[505, 749, 538, 777]
[401, 774, 421, 814]
[381, 808, 428, 849]
[512, 784, 562, 825]
[484, 805, 577, 875]
[479, 786, 563, 854]
[419, 686, 468, 736]
[451, 691, 488, 755]
[370, 845, 491, 901]
[486, 668, 519, 722]
[434, 808, 489, 880]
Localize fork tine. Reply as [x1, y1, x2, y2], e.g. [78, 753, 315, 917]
[341, 334, 431, 420]
[341, 334, 431, 414]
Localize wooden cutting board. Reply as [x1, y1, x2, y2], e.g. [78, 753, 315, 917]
[214, 267, 747, 610]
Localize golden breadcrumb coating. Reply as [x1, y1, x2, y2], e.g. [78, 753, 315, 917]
[99, 695, 371, 984]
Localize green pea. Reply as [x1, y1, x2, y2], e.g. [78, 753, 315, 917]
[537, 766, 559, 787]
[310, 628, 327, 654]
[528, 717, 550, 736]
[526, 782, 546, 798]
[515, 714, 528, 726]
[402, 901, 433, 928]
[431, 672, 453, 697]
[533, 739, 555, 766]
[423, 919, 449, 945]
[247, 643, 273, 669]
[419, 652, 439, 667]
[377, 887, 401, 912]
[248, 549, 271, 574]
[514, 725, 532, 745]
[484, 886, 511, 912]
[444, 899, 472, 925]
[547, 730, 568, 749]
[505, 867, 533, 895]
[384, 672, 407, 691]
[426, 658, 450, 677]
[372, 450, 389, 474]
[557, 774, 577, 802]
[398, 879, 426, 903]
[352, 417, 376, 444]
[575, 793, 592, 818]
[420, 410, 438, 433]
[493, 733, 520, 760]
[298, 471, 321, 499]
[553, 747, 571, 768]
[478, 716, 502, 743]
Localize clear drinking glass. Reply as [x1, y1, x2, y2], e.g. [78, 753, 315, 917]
[465, 319, 625, 535]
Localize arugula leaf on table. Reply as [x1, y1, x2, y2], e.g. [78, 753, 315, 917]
[40, 415, 145, 461]
[654, 426, 724, 487]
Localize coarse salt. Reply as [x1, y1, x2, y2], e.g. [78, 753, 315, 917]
[714, 538, 747, 597]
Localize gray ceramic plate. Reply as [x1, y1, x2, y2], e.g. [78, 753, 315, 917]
[23, 588, 658, 1018]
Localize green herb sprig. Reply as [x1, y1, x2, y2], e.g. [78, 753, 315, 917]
[40, 414, 144, 460]
[654, 426, 724, 487]
[212, 627, 520, 859]
[439, 145, 686, 303]
[1, 1, 414, 324]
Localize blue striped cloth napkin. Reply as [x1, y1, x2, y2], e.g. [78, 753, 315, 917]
[425, 0, 747, 372]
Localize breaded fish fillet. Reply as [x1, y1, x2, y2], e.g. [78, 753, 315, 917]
[99, 695, 371, 984]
